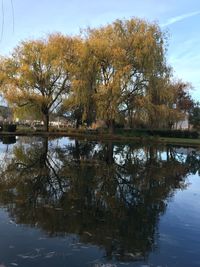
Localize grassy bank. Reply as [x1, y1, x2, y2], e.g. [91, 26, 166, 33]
[0, 127, 200, 147]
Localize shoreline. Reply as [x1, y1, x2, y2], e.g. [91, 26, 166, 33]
[0, 130, 200, 147]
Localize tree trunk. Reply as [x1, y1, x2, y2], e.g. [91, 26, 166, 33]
[76, 118, 81, 129]
[106, 141, 114, 164]
[40, 137, 48, 166]
[128, 109, 133, 128]
[108, 119, 115, 134]
[43, 113, 49, 132]
[148, 146, 157, 163]
[74, 140, 81, 162]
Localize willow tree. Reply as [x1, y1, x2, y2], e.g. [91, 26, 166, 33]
[145, 78, 194, 129]
[0, 34, 75, 131]
[63, 39, 98, 128]
[112, 19, 168, 128]
[144, 75, 175, 128]
[87, 24, 128, 133]
[85, 18, 169, 131]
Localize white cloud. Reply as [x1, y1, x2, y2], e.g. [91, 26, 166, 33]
[162, 10, 200, 27]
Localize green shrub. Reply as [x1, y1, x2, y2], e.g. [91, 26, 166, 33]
[115, 128, 199, 139]
[147, 129, 199, 139]
[3, 124, 17, 132]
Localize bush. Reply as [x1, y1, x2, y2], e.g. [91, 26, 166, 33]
[115, 128, 199, 139]
[2, 124, 17, 132]
[147, 129, 199, 139]
[114, 122, 124, 129]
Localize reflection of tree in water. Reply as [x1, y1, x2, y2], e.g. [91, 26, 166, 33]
[0, 138, 200, 262]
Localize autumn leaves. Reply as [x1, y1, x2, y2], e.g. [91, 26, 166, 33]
[0, 18, 190, 131]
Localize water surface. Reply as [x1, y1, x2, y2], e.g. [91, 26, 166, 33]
[0, 136, 200, 267]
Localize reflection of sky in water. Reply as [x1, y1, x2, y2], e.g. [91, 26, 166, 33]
[49, 137, 75, 148]
[0, 143, 16, 164]
[149, 174, 200, 267]
[166, 174, 200, 224]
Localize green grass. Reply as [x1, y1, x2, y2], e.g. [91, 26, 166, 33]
[1, 126, 200, 147]
[158, 137, 200, 146]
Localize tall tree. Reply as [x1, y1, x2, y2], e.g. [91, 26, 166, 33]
[113, 19, 168, 128]
[86, 18, 169, 131]
[189, 102, 200, 129]
[63, 39, 98, 128]
[87, 25, 125, 133]
[145, 75, 177, 128]
[0, 34, 75, 131]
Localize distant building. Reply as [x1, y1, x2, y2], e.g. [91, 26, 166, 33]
[175, 114, 189, 130]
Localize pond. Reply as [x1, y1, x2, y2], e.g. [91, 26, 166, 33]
[0, 136, 200, 267]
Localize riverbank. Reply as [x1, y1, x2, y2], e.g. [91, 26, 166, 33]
[0, 128, 200, 147]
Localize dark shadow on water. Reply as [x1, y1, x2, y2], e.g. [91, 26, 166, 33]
[0, 136, 16, 144]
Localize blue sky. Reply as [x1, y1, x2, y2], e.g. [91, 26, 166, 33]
[0, 0, 200, 100]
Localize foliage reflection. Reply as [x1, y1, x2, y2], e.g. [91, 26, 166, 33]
[0, 137, 200, 262]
